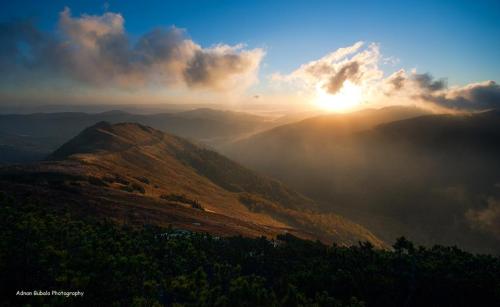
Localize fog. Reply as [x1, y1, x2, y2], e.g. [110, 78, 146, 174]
[1, 103, 499, 253]
[223, 109, 500, 253]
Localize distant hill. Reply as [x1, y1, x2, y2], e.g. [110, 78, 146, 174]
[222, 105, 428, 154]
[222, 106, 430, 188]
[0, 108, 275, 164]
[0, 122, 384, 247]
[223, 107, 500, 253]
[374, 109, 500, 151]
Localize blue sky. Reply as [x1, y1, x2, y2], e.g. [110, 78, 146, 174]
[1, 0, 499, 110]
[2, 0, 499, 84]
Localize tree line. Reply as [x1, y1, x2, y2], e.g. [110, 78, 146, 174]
[0, 193, 499, 306]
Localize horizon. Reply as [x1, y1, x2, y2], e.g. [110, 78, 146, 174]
[2, 2, 500, 305]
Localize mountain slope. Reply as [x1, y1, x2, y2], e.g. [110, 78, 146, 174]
[226, 105, 428, 146]
[0, 108, 274, 164]
[222, 106, 427, 163]
[222, 105, 430, 186]
[223, 108, 500, 253]
[0, 122, 384, 247]
[374, 109, 500, 150]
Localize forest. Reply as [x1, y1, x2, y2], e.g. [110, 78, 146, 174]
[1, 192, 499, 307]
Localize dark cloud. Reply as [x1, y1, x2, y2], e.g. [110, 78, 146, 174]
[305, 63, 334, 76]
[135, 28, 188, 65]
[275, 42, 381, 97]
[184, 47, 260, 89]
[412, 73, 447, 92]
[381, 70, 499, 111]
[390, 74, 406, 91]
[0, 8, 263, 91]
[324, 61, 361, 94]
[422, 81, 500, 110]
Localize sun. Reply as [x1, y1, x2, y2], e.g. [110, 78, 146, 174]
[314, 81, 363, 112]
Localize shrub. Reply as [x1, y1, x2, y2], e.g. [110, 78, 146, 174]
[160, 193, 204, 210]
[134, 176, 150, 184]
[1, 196, 499, 307]
[88, 176, 108, 187]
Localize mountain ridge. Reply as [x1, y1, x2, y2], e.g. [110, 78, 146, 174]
[221, 108, 500, 253]
[0, 121, 385, 247]
[0, 108, 277, 164]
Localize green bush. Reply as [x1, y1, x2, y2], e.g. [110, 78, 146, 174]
[0, 195, 499, 306]
[160, 193, 204, 210]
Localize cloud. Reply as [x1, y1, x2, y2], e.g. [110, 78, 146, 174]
[301, 41, 364, 78]
[412, 73, 447, 92]
[422, 81, 500, 111]
[386, 69, 406, 91]
[184, 44, 264, 90]
[383, 70, 447, 94]
[388, 70, 500, 110]
[273, 41, 382, 96]
[466, 198, 500, 239]
[0, 7, 264, 92]
[274, 42, 499, 112]
[381, 69, 500, 111]
[324, 61, 361, 94]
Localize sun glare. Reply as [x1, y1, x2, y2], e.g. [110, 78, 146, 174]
[314, 81, 363, 112]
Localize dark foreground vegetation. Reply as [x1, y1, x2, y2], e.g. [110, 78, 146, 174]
[1, 194, 499, 307]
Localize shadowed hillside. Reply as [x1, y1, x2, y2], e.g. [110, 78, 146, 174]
[2, 198, 499, 306]
[0, 122, 384, 247]
[223, 106, 428, 149]
[223, 108, 500, 253]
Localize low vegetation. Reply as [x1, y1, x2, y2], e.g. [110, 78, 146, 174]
[160, 193, 204, 210]
[1, 194, 499, 307]
[119, 182, 145, 194]
[87, 176, 108, 187]
[134, 176, 151, 184]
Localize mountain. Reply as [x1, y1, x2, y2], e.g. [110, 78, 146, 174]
[221, 106, 430, 186]
[232, 105, 427, 140]
[0, 108, 276, 164]
[374, 109, 500, 150]
[0, 122, 384, 247]
[223, 108, 500, 253]
[222, 105, 427, 152]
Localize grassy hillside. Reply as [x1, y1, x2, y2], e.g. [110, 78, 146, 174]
[0, 109, 274, 164]
[223, 109, 500, 253]
[0, 122, 384, 247]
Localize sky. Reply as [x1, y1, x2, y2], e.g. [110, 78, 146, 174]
[1, 0, 499, 112]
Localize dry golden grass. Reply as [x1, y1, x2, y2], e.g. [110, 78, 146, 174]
[0, 122, 386, 247]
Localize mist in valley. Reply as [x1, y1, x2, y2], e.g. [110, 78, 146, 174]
[223, 109, 500, 253]
[2, 1, 500, 305]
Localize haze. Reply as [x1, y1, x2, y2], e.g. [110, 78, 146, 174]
[1, 0, 500, 114]
[2, 2, 500, 305]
